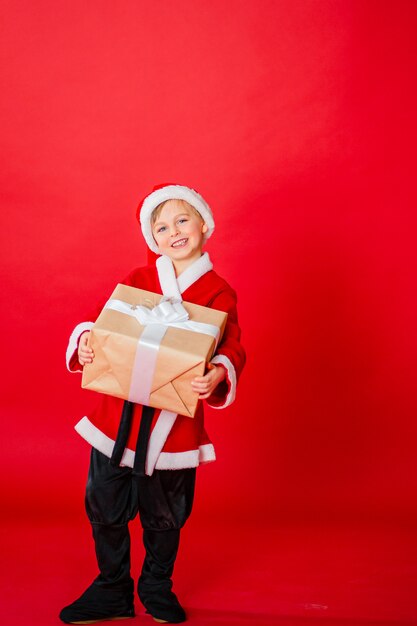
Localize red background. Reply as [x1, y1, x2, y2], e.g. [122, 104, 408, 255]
[1, 1, 417, 624]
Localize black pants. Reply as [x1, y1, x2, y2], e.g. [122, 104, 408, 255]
[85, 447, 196, 600]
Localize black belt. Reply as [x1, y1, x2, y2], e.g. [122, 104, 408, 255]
[110, 401, 154, 477]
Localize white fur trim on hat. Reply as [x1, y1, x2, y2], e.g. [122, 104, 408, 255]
[139, 185, 215, 254]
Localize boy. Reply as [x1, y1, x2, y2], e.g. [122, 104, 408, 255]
[61, 184, 246, 624]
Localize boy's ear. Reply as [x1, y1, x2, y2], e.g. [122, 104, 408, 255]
[202, 223, 208, 234]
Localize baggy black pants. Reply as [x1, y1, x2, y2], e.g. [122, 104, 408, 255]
[85, 447, 196, 612]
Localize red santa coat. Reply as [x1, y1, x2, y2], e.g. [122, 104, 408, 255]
[66, 253, 245, 475]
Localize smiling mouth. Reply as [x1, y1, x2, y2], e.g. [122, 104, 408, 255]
[171, 238, 188, 248]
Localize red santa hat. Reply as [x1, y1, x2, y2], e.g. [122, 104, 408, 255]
[137, 183, 215, 254]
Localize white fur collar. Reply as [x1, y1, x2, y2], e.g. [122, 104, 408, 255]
[156, 252, 213, 300]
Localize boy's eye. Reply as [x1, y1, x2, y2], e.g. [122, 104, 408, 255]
[157, 226, 166, 233]
[178, 218, 187, 224]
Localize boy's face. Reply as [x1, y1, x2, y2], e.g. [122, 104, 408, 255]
[152, 199, 208, 268]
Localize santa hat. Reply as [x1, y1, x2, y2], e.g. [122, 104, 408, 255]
[137, 183, 215, 254]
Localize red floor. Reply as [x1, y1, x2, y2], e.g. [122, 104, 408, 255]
[2, 515, 417, 626]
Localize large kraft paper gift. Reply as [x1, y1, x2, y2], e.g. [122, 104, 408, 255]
[81, 284, 228, 417]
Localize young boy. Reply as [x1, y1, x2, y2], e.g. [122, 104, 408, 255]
[61, 184, 246, 624]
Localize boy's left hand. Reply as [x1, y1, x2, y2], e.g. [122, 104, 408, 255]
[191, 364, 226, 399]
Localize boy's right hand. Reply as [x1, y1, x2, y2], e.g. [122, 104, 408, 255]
[78, 331, 95, 366]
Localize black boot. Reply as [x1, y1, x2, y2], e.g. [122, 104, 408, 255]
[138, 529, 186, 623]
[59, 579, 135, 624]
[60, 523, 135, 624]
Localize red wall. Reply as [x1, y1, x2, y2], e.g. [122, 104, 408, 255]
[1, 0, 416, 523]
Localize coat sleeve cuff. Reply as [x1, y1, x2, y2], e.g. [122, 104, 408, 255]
[206, 354, 237, 409]
[66, 322, 94, 372]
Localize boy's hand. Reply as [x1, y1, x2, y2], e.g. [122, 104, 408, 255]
[191, 364, 226, 399]
[78, 331, 95, 366]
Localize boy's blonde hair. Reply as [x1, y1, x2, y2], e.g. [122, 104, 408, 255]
[151, 199, 204, 226]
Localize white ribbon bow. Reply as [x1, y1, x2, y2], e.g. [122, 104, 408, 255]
[103, 297, 220, 407]
[104, 298, 220, 341]
[131, 299, 189, 325]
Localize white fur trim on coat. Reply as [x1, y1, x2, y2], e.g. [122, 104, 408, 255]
[140, 185, 215, 254]
[145, 410, 178, 475]
[156, 252, 213, 299]
[66, 322, 95, 372]
[155, 443, 216, 470]
[177, 252, 213, 293]
[74, 416, 135, 467]
[207, 354, 237, 409]
[74, 416, 215, 473]
[155, 449, 199, 470]
[156, 256, 182, 300]
[198, 443, 216, 464]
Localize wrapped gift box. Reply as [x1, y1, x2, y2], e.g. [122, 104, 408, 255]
[81, 284, 228, 417]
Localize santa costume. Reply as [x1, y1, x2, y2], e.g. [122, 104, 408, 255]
[60, 185, 246, 625]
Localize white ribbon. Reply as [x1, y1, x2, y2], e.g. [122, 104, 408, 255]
[105, 298, 220, 340]
[103, 297, 220, 406]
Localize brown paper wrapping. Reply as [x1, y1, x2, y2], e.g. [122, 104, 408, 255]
[81, 284, 228, 417]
